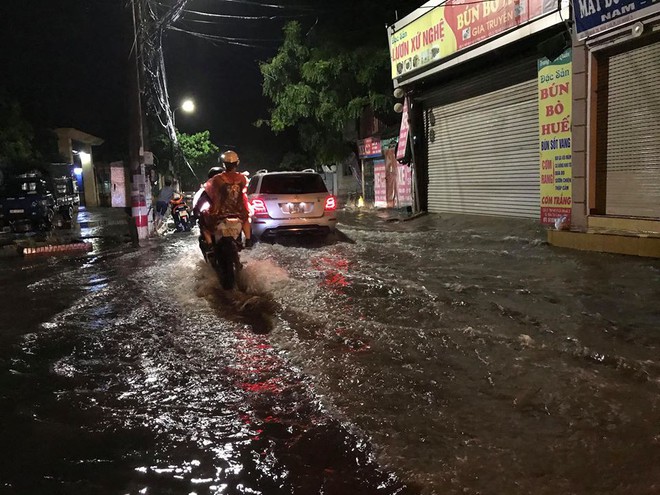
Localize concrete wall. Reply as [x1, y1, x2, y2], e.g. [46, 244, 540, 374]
[78, 144, 99, 207]
[571, 38, 589, 230]
[337, 163, 361, 206]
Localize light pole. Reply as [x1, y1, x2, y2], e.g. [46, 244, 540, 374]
[170, 98, 195, 172]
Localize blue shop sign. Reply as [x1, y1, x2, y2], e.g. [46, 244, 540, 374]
[574, 0, 660, 39]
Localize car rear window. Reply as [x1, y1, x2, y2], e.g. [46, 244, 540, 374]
[246, 177, 259, 195]
[259, 173, 328, 194]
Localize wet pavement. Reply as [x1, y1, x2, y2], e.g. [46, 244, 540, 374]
[0, 207, 659, 494]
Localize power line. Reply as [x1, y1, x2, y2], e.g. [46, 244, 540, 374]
[192, 0, 316, 10]
[179, 7, 310, 20]
[168, 25, 281, 48]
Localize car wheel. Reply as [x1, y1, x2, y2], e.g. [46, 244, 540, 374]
[39, 208, 55, 231]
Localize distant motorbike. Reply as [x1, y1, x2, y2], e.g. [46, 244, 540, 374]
[170, 194, 192, 232]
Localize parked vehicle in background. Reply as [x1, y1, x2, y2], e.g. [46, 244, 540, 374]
[51, 175, 80, 221]
[246, 169, 337, 241]
[0, 172, 79, 232]
[169, 193, 192, 232]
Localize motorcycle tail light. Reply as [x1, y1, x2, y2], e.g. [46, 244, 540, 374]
[324, 195, 337, 211]
[250, 198, 269, 218]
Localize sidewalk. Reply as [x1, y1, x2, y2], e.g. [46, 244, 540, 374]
[0, 206, 137, 257]
[337, 207, 547, 241]
[339, 207, 660, 258]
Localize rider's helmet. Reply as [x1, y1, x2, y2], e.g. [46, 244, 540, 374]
[220, 150, 240, 170]
[207, 166, 224, 179]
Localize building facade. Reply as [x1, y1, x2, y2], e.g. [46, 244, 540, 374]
[388, 0, 659, 255]
[569, 3, 660, 242]
[55, 128, 104, 207]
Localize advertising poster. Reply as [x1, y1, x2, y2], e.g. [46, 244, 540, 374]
[358, 137, 383, 159]
[373, 160, 387, 208]
[396, 98, 410, 161]
[390, 0, 557, 78]
[397, 164, 413, 206]
[538, 49, 572, 226]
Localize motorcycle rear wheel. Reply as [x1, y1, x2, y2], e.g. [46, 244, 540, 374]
[214, 236, 238, 290]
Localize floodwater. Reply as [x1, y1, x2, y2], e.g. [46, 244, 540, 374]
[1, 210, 659, 495]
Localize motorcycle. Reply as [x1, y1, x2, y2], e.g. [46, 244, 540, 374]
[170, 194, 192, 232]
[193, 184, 246, 290]
[208, 215, 244, 290]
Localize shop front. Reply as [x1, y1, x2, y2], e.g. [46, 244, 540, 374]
[359, 136, 414, 209]
[357, 136, 382, 206]
[388, 0, 571, 220]
[535, 0, 660, 256]
[574, 1, 660, 223]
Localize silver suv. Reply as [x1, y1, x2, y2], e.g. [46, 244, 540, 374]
[246, 169, 337, 240]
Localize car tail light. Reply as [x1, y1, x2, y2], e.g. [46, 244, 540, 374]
[324, 195, 337, 211]
[250, 197, 270, 218]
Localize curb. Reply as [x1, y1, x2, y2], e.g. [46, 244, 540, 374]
[20, 242, 93, 256]
[77, 219, 131, 229]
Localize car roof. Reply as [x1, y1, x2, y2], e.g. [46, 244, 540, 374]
[253, 169, 318, 176]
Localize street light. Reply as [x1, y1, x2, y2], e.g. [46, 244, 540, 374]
[180, 99, 195, 114]
[170, 98, 196, 171]
[172, 98, 195, 124]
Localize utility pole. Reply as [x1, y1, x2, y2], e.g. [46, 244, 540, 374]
[128, 0, 153, 241]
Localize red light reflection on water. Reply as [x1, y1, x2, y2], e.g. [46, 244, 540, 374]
[311, 255, 352, 293]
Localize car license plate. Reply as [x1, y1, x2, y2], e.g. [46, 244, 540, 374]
[289, 203, 303, 214]
[9, 209, 24, 214]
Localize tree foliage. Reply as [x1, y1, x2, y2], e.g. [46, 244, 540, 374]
[259, 21, 397, 166]
[0, 96, 37, 171]
[151, 126, 220, 189]
[175, 130, 219, 189]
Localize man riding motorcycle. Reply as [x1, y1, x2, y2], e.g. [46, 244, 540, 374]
[193, 151, 252, 255]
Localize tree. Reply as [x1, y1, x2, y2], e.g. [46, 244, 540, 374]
[259, 20, 397, 167]
[279, 151, 311, 171]
[0, 95, 37, 174]
[150, 125, 220, 190]
[174, 130, 219, 190]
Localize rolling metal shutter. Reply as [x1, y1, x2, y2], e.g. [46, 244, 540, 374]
[425, 78, 539, 218]
[605, 42, 660, 218]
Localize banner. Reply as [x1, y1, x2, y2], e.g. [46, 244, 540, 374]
[397, 164, 413, 207]
[573, 0, 660, 39]
[396, 98, 410, 161]
[390, 0, 557, 79]
[538, 49, 572, 226]
[358, 137, 383, 158]
[374, 160, 387, 208]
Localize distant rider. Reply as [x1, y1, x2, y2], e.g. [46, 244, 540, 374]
[155, 179, 175, 227]
[206, 150, 252, 248]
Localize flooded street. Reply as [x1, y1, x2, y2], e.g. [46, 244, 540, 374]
[1, 209, 659, 494]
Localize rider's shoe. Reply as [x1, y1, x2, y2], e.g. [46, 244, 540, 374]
[244, 237, 253, 249]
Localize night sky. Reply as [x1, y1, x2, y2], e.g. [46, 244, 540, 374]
[0, 0, 420, 165]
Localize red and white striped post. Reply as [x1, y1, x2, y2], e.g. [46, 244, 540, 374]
[131, 164, 150, 240]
